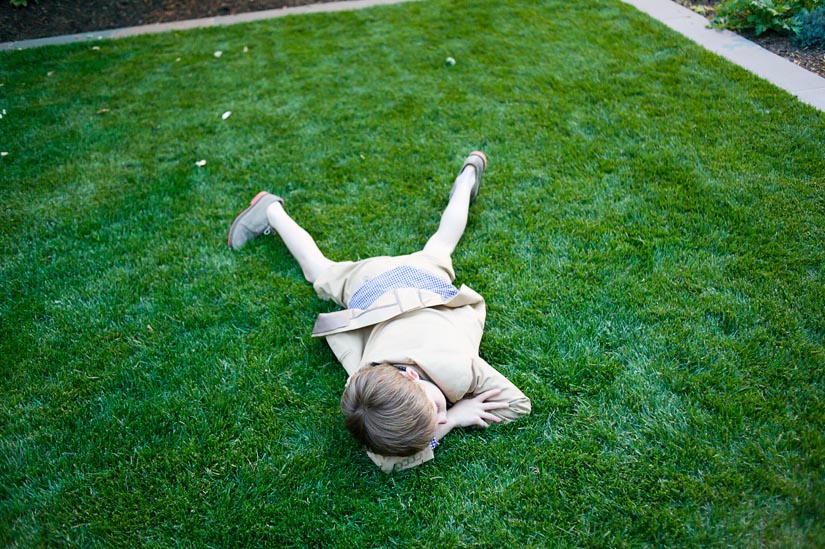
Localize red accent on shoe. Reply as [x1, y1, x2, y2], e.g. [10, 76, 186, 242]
[468, 150, 487, 169]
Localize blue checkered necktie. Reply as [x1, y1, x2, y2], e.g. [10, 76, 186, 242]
[348, 266, 459, 310]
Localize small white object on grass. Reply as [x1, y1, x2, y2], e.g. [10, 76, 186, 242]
[222, 111, 232, 120]
[445, 56, 456, 66]
[1, 152, 8, 157]
[214, 50, 223, 58]
[195, 159, 207, 167]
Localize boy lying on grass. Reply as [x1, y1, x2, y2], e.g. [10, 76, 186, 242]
[227, 152, 531, 472]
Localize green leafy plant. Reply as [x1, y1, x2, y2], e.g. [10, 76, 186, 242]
[795, 5, 825, 45]
[712, 0, 822, 34]
[10, 0, 34, 6]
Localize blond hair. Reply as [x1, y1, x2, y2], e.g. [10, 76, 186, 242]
[340, 364, 435, 457]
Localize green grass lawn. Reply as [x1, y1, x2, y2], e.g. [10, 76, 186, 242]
[2, 0, 824, 545]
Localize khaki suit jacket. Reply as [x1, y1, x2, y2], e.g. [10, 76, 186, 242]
[312, 285, 531, 472]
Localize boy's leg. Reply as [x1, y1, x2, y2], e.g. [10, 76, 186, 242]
[228, 192, 334, 283]
[266, 201, 335, 283]
[423, 152, 487, 258]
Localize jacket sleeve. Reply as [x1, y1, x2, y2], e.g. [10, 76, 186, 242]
[467, 356, 531, 422]
[366, 447, 434, 473]
[323, 328, 371, 377]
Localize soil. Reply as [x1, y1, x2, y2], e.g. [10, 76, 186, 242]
[0, 0, 339, 42]
[743, 29, 825, 78]
[1, 0, 823, 79]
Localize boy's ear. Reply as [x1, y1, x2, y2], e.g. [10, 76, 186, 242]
[399, 368, 419, 382]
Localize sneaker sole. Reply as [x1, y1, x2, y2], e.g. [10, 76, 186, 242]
[468, 150, 487, 171]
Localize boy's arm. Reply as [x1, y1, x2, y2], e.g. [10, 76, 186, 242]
[434, 389, 510, 441]
[466, 356, 531, 422]
[435, 357, 531, 441]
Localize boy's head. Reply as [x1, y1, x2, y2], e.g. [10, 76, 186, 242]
[340, 364, 447, 457]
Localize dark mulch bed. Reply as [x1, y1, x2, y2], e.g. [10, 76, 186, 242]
[2, 0, 823, 79]
[0, 0, 339, 42]
[745, 30, 825, 78]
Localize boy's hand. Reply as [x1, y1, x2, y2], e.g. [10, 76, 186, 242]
[446, 389, 510, 429]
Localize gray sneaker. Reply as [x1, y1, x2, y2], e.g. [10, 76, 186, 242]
[227, 191, 283, 250]
[449, 151, 487, 204]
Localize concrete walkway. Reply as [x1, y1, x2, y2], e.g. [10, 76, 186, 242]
[623, 0, 825, 111]
[2, 0, 823, 112]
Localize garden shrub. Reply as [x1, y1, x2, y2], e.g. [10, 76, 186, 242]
[794, 5, 825, 45]
[712, 0, 823, 35]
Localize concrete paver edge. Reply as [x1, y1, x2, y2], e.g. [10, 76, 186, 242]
[622, 0, 825, 111]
